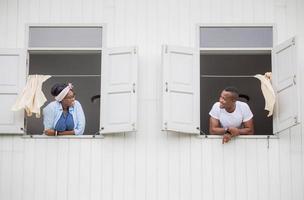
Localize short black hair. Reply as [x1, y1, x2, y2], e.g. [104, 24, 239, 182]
[224, 86, 239, 99]
[50, 83, 68, 96]
[223, 86, 250, 102]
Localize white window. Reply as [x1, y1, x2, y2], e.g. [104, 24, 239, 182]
[0, 25, 138, 135]
[162, 25, 300, 135]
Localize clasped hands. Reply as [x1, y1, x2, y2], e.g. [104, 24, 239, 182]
[222, 127, 240, 144]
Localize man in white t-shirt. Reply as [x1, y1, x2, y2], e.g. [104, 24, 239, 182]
[209, 87, 254, 143]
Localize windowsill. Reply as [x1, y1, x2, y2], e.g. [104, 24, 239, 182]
[22, 134, 105, 139]
[196, 134, 279, 139]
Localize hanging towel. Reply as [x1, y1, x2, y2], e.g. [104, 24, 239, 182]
[11, 74, 51, 118]
[254, 72, 276, 117]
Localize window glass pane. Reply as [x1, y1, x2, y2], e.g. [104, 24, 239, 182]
[29, 27, 102, 48]
[200, 27, 273, 48]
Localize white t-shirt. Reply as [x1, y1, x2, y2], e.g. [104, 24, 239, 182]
[209, 101, 253, 128]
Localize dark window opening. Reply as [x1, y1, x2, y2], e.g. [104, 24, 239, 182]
[26, 53, 101, 135]
[200, 53, 273, 135]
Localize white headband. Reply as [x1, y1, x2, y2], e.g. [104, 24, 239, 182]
[55, 83, 73, 102]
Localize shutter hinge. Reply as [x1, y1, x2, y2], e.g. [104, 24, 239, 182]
[164, 122, 168, 130]
[26, 58, 29, 66]
[293, 75, 296, 85]
[165, 45, 168, 54]
[165, 82, 168, 92]
[134, 48, 137, 54]
[294, 116, 298, 124]
[132, 83, 136, 93]
[132, 123, 136, 130]
[292, 38, 296, 45]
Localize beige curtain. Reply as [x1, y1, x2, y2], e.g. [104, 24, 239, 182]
[254, 72, 275, 117]
[12, 74, 51, 118]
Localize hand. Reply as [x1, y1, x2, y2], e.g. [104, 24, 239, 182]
[222, 133, 232, 144]
[228, 127, 240, 137]
[44, 129, 56, 136]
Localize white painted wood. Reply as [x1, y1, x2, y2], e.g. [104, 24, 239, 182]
[235, 140, 248, 200]
[256, 140, 269, 200]
[22, 139, 36, 200]
[56, 140, 69, 200]
[79, 140, 92, 200]
[33, 139, 47, 200]
[45, 139, 58, 200]
[273, 37, 299, 133]
[167, 133, 180, 200]
[0, 137, 13, 200]
[101, 138, 113, 200]
[10, 137, 24, 200]
[180, 135, 191, 200]
[90, 140, 102, 200]
[146, 102, 158, 200]
[223, 140, 236, 200]
[0, 2, 304, 200]
[0, 0, 8, 48]
[101, 46, 138, 134]
[161, 45, 200, 134]
[201, 139, 214, 200]
[7, 0, 18, 48]
[67, 139, 80, 200]
[290, 125, 304, 200]
[190, 136, 202, 200]
[278, 129, 292, 200]
[268, 136, 280, 200]
[246, 139, 259, 200]
[112, 134, 124, 200]
[0, 49, 26, 134]
[212, 139, 224, 200]
[123, 133, 136, 200]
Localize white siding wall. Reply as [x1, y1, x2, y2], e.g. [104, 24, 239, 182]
[0, 0, 304, 200]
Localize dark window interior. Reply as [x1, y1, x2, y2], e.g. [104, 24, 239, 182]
[27, 53, 101, 135]
[200, 53, 273, 135]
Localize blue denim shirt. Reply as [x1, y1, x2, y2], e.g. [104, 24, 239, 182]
[43, 100, 85, 135]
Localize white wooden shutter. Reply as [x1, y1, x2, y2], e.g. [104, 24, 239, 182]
[162, 45, 200, 134]
[273, 37, 300, 133]
[0, 49, 26, 134]
[100, 47, 138, 134]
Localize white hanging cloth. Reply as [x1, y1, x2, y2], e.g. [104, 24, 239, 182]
[254, 72, 276, 117]
[11, 74, 51, 118]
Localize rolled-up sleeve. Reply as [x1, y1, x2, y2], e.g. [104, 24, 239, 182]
[74, 102, 86, 135]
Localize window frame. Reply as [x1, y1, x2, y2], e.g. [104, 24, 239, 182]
[196, 23, 278, 137]
[24, 23, 106, 137]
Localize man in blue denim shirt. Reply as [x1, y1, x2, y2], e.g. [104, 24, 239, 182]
[43, 83, 85, 136]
